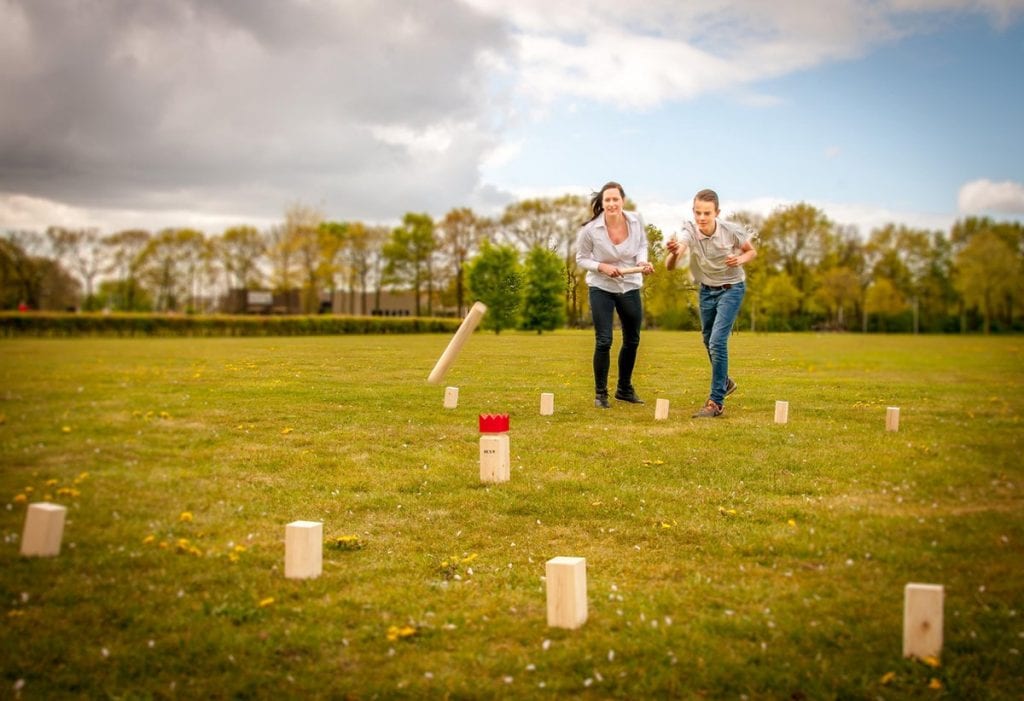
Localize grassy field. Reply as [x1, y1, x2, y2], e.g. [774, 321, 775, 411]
[1, 330, 1022, 699]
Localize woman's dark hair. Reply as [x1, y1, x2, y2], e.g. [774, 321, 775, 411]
[582, 181, 626, 226]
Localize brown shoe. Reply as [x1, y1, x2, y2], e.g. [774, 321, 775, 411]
[692, 399, 723, 418]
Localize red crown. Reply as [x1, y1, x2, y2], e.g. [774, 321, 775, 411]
[478, 413, 510, 433]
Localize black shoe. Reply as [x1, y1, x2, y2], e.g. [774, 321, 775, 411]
[614, 389, 645, 405]
[595, 394, 610, 409]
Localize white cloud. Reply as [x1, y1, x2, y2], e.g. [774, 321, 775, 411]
[958, 179, 1024, 215]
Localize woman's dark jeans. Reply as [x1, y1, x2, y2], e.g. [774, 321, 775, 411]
[589, 286, 642, 397]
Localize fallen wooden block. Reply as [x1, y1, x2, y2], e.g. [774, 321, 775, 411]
[20, 502, 67, 557]
[285, 520, 323, 579]
[546, 556, 587, 629]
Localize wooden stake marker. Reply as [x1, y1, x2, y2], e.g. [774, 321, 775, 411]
[443, 386, 459, 409]
[546, 556, 588, 629]
[774, 400, 789, 424]
[886, 406, 900, 432]
[540, 392, 554, 416]
[20, 502, 67, 557]
[655, 398, 670, 420]
[285, 520, 323, 579]
[903, 583, 944, 660]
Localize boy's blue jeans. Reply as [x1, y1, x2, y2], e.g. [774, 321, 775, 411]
[699, 282, 745, 405]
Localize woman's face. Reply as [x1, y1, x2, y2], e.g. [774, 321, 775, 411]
[602, 188, 624, 216]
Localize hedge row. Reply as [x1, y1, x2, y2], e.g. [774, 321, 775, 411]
[0, 312, 462, 337]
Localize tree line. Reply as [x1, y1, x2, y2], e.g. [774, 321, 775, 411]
[1, 197, 1021, 333]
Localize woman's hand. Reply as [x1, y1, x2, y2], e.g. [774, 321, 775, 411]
[641, 262, 654, 276]
[598, 263, 621, 278]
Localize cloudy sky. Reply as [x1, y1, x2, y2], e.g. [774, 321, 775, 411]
[2, 0, 1023, 239]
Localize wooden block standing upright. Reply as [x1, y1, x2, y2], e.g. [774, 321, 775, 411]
[479, 434, 510, 483]
[774, 400, 789, 424]
[540, 393, 554, 416]
[285, 520, 323, 579]
[443, 386, 459, 409]
[20, 502, 67, 557]
[886, 407, 900, 432]
[903, 583, 944, 660]
[546, 556, 588, 629]
[655, 398, 670, 420]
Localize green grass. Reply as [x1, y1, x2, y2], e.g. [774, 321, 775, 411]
[1, 331, 1022, 699]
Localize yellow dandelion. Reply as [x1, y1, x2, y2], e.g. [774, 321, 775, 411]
[258, 597, 275, 608]
[42, 493, 52, 501]
[719, 507, 737, 516]
[386, 625, 417, 641]
[233, 544, 247, 553]
[158, 541, 169, 549]
[235, 424, 245, 430]
[660, 522, 672, 529]
[61, 426, 71, 433]
[13, 494, 27, 505]
[188, 546, 202, 557]
[144, 411, 154, 419]
[787, 519, 797, 528]
[281, 427, 294, 435]
[74, 472, 89, 483]
[24, 486, 33, 494]
[928, 678, 942, 690]
[159, 411, 171, 420]
[45, 479, 58, 487]
[143, 534, 156, 545]
[922, 655, 941, 668]
[7, 610, 25, 618]
[880, 671, 896, 685]
[179, 511, 193, 523]
[591, 500, 603, 507]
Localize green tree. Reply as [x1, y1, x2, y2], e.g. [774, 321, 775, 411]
[216, 226, 266, 290]
[102, 229, 151, 311]
[519, 246, 565, 333]
[759, 203, 834, 315]
[383, 213, 438, 317]
[954, 231, 1018, 333]
[814, 267, 861, 330]
[864, 277, 906, 332]
[438, 207, 489, 317]
[759, 273, 802, 330]
[467, 240, 521, 334]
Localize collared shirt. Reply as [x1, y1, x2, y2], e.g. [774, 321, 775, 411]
[575, 210, 649, 294]
[677, 219, 751, 287]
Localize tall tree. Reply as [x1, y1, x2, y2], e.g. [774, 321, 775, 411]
[46, 227, 103, 309]
[383, 213, 437, 316]
[519, 246, 565, 333]
[954, 231, 1018, 333]
[216, 226, 266, 289]
[437, 207, 488, 317]
[759, 203, 834, 313]
[102, 230, 151, 311]
[318, 221, 349, 312]
[467, 240, 521, 334]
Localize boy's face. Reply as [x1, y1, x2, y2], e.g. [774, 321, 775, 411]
[693, 198, 719, 235]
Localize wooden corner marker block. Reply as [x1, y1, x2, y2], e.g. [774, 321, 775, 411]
[886, 407, 900, 432]
[479, 434, 510, 483]
[444, 386, 459, 409]
[546, 556, 587, 629]
[540, 393, 554, 416]
[20, 502, 67, 557]
[774, 400, 789, 424]
[285, 520, 323, 579]
[903, 583, 944, 660]
[655, 398, 670, 420]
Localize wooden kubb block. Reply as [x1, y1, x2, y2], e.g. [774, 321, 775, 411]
[655, 398, 670, 420]
[479, 434, 510, 483]
[546, 556, 588, 629]
[285, 520, 323, 579]
[774, 400, 789, 424]
[20, 502, 67, 557]
[903, 583, 944, 660]
[540, 393, 554, 416]
[444, 386, 459, 409]
[886, 407, 900, 432]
